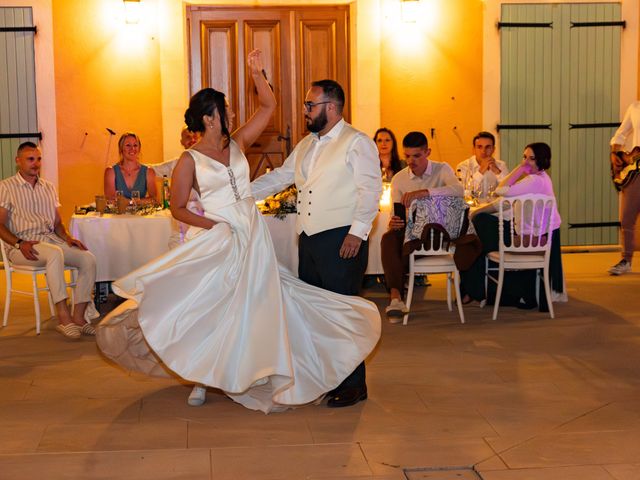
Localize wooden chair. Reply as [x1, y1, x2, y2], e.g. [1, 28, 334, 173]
[485, 194, 556, 320]
[1, 240, 77, 334]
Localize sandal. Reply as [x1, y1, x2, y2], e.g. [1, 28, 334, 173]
[80, 323, 96, 336]
[56, 323, 81, 340]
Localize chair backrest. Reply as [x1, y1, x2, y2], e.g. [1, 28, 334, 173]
[411, 206, 467, 256]
[0, 239, 11, 268]
[497, 194, 556, 255]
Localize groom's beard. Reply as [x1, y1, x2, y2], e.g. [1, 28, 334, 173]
[306, 108, 328, 133]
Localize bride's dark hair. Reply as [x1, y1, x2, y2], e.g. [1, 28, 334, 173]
[184, 88, 230, 148]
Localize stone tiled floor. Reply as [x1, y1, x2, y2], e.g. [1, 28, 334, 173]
[1, 252, 639, 479]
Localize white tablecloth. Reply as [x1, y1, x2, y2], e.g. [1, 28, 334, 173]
[71, 208, 391, 282]
[70, 211, 175, 282]
[263, 214, 299, 274]
[263, 208, 391, 276]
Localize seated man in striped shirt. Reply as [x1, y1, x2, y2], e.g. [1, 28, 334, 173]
[0, 142, 97, 339]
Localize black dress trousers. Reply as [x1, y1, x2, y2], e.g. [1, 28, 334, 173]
[298, 225, 369, 390]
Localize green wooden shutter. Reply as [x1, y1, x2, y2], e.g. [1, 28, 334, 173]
[0, 7, 39, 179]
[500, 3, 622, 246]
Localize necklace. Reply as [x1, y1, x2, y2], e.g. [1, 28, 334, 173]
[120, 164, 140, 175]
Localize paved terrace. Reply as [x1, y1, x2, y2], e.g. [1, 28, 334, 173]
[0, 251, 639, 480]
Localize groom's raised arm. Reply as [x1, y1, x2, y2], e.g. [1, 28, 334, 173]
[250, 149, 297, 201]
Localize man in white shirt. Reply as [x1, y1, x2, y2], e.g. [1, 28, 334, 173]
[151, 127, 201, 178]
[0, 142, 97, 339]
[382, 132, 463, 322]
[251, 79, 382, 408]
[455, 131, 507, 199]
[609, 101, 640, 275]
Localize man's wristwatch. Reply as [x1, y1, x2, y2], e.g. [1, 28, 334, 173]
[14, 239, 23, 250]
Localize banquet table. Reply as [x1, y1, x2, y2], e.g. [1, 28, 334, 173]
[70, 205, 392, 284]
[263, 207, 391, 276]
[69, 211, 175, 282]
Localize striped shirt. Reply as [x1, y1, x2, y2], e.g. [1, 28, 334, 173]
[0, 173, 61, 242]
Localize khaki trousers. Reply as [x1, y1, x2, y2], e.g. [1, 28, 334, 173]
[620, 175, 640, 262]
[8, 240, 97, 304]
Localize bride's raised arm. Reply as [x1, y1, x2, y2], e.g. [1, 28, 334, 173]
[232, 50, 277, 152]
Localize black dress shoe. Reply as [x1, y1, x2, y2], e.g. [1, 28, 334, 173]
[327, 388, 368, 408]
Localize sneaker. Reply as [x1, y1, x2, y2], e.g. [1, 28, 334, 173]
[608, 259, 632, 276]
[385, 298, 408, 323]
[187, 385, 207, 406]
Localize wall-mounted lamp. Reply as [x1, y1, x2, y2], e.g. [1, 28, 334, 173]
[401, 0, 420, 23]
[123, 0, 141, 24]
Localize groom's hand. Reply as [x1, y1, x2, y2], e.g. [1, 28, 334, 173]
[339, 234, 362, 259]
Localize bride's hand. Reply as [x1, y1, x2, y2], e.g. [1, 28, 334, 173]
[247, 49, 264, 76]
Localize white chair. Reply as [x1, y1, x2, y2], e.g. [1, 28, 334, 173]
[1, 240, 77, 334]
[485, 194, 556, 321]
[403, 218, 466, 326]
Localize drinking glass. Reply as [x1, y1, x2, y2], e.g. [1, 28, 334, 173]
[95, 195, 107, 214]
[131, 191, 140, 211]
[464, 175, 474, 206]
[115, 190, 127, 214]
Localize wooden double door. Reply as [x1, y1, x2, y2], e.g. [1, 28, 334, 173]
[188, 5, 350, 179]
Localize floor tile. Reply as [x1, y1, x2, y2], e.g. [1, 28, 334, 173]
[209, 444, 371, 480]
[188, 414, 314, 448]
[37, 420, 187, 452]
[0, 448, 211, 480]
[479, 465, 615, 479]
[497, 430, 640, 468]
[361, 438, 495, 475]
[603, 463, 640, 480]
[0, 423, 47, 454]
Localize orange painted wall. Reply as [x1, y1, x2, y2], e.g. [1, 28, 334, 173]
[380, 0, 483, 168]
[52, 0, 163, 222]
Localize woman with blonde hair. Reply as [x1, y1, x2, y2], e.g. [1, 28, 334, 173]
[104, 132, 157, 203]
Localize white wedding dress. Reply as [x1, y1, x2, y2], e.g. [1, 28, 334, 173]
[96, 142, 381, 413]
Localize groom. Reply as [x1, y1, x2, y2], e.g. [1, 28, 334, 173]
[251, 79, 382, 407]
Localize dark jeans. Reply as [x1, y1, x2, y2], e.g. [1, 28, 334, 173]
[380, 228, 409, 296]
[298, 226, 369, 391]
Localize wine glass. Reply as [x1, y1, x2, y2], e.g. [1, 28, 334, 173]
[131, 191, 140, 211]
[464, 175, 474, 206]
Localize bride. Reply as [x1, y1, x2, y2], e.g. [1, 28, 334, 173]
[96, 50, 381, 413]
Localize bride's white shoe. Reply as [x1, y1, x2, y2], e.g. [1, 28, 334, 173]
[187, 385, 207, 406]
[251, 377, 269, 387]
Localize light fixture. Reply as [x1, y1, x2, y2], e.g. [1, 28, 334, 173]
[401, 0, 420, 23]
[123, 0, 141, 25]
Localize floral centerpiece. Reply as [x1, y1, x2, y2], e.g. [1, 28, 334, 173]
[256, 184, 297, 220]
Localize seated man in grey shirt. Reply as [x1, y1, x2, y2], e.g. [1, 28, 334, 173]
[381, 131, 463, 323]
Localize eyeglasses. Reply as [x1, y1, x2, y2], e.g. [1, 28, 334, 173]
[303, 101, 331, 111]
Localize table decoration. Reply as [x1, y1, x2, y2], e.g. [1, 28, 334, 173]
[256, 185, 297, 219]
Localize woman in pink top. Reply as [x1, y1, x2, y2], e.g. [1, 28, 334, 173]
[460, 142, 564, 310]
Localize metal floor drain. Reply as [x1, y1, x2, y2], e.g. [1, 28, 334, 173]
[404, 466, 483, 479]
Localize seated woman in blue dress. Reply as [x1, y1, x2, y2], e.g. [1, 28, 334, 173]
[460, 142, 564, 311]
[104, 132, 157, 204]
